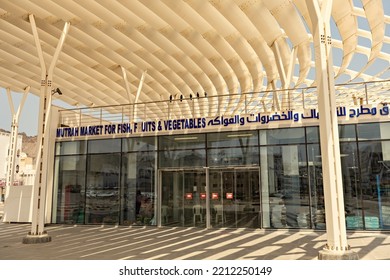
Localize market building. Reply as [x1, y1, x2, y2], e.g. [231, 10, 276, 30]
[0, 0, 389, 259]
[53, 98, 390, 231]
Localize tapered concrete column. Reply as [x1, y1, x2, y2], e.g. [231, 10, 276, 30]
[23, 14, 70, 244]
[306, 0, 358, 259]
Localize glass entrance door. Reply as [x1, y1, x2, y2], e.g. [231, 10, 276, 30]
[160, 170, 206, 227]
[209, 168, 260, 228]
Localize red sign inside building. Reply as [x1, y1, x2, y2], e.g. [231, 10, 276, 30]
[226, 193, 233, 199]
[212, 193, 219, 200]
[200, 193, 206, 199]
[185, 193, 193, 200]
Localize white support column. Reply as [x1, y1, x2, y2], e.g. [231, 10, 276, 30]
[133, 70, 147, 121]
[120, 66, 133, 104]
[23, 14, 70, 244]
[120, 68, 147, 121]
[306, 0, 358, 259]
[285, 47, 298, 110]
[271, 81, 280, 111]
[272, 39, 287, 84]
[2, 87, 29, 216]
[120, 66, 133, 124]
[272, 40, 298, 110]
[270, 40, 283, 111]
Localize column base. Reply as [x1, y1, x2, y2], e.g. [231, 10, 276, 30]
[318, 248, 359, 260]
[22, 232, 52, 244]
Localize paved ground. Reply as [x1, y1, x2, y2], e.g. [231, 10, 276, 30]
[0, 219, 389, 260]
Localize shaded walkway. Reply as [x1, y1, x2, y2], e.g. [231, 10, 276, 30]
[0, 223, 389, 260]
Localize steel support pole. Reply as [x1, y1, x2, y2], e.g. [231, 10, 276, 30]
[204, 167, 211, 229]
[23, 14, 70, 244]
[306, 0, 358, 259]
[2, 87, 29, 215]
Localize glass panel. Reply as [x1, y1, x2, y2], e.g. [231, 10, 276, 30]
[121, 151, 156, 226]
[158, 134, 206, 150]
[359, 141, 390, 230]
[379, 123, 390, 141]
[260, 145, 310, 228]
[207, 146, 259, 166]
[207, 131, 258, 148]
[161, 171, 183, 226]
[88, 139, 121, 154]
[209, 169, 260, 229]
[357, 123, 381, 140]
[260, 128, 305, 145]
[122, 137, 156, 152]
[161, 170, 206, 227]
[220, 171, 235, 228]
[306, 127, 319, 143]
[183, 171, 206, 227]
[55, 141, 87, 155]
[236, 170, 261, 228]
[307, 144, 325, 229]
[85, 154, 121, 224]
[53, 155, 86, 224]
[159, 149, 206, 168]
[339, 124, 356, 141]
[209, 170, 229, 228]
[340, 142, 364, 229]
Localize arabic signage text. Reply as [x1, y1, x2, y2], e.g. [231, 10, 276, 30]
[56, 105, 390, 138]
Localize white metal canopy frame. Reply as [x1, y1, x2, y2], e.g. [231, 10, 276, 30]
[0, 0, 388, 257]
[0, 0, 388, 113]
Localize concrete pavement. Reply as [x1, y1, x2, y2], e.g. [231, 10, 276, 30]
[0, 221, 389, 260]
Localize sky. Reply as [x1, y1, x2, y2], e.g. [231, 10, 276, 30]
[0, 1, 389, 136]
[0, 88, 67, 136]
[0, 88, 39, 136]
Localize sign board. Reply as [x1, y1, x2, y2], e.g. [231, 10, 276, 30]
[56, 105, 390, 139]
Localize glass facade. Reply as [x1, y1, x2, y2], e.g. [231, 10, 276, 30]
[207, 131, 259, 166]
[337, 123, 390, 230]
[158, 134, 206, 168]
[160, 170, 206, 227]
[121, 136, 157, 225]
[260, 128, 312, 229]
[208, 168, 260, 228]
[52, 122, 390, 230]
[53, 137, 157, 226]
